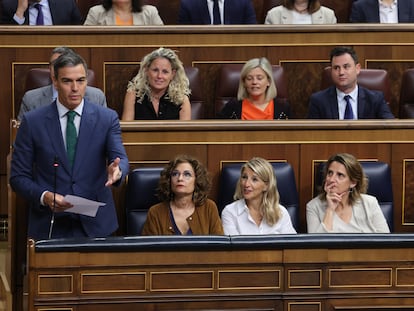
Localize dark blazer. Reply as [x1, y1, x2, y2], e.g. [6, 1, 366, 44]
[217, 97, 290, 119]
[178, 0, 257, 24]
[307, 85, 395, 119]
[1, 0, 82, 25]
[350, 0, 414, 23]
[10, 100, 129, 240]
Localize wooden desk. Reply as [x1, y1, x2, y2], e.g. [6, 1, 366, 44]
[27, 234, 414, 311]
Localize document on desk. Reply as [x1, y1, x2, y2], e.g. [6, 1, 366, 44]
[63, 195, 106, 217]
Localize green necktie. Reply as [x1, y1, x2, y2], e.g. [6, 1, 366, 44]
[66, 111, 78, 167]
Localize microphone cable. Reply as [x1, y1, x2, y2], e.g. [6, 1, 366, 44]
[48, 156, 59, 239]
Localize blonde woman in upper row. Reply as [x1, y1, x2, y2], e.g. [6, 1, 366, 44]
[265, 0, 337, 24]
[84, 0, 163, 26]
[122, 47, 191, 120]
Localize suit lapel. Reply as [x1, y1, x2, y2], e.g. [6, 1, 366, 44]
[282, 8, 293, 24]
[105, 9, 116, 25]
[200, 0, 212, 24]
[330, 87, 340, 118]
[311, 10, 323, 24]
[48, 0, 57, 24]
[357, 87, 366, 119]
[72, 102, 96, 172]
[45, 102, 70, 173]
[372, 1, 380, 22]
[398, 1, 409, 22]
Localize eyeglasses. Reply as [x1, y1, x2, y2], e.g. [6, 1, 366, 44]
[171, 170, 194, 180]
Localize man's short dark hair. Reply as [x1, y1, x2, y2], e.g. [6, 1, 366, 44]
[53, 52, 88, 79]
[330, 46, 359, 64]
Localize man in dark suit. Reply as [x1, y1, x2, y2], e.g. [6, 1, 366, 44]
[18, 46, 106, 120]
[1, 0, 81, 25]
[10, 51, 129, 240]
[178, 0, 257, 24]
[350, 0, 414, 23]
[308, 46, 394, 119]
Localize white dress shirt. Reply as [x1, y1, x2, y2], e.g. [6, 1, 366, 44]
[14, 0, 53, 25]
[207, 0, 224, 24]
[291, 10, 312, 24]
[57, 100, 84, 149]
[379, 0, 398, 23]
[221, 199, 297, 235]
[336, 86, 359, 120]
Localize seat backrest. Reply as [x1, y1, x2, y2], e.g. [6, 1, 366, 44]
[125, 167, 163, 235]
[77, 0, 101, 22]
[314, 161, 394, 231]
[399, 68, 414, 118]
[217, 162, 299, 230]
[320, 67, 391, 105]
[185, 66, 204, 119]
[214, 64, 288, 116]
[25, 67, 97, 91]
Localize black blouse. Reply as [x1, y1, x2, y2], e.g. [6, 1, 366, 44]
[134, 93, 182, 120]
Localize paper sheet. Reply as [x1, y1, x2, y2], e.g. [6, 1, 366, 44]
[63, 195, 106, 217]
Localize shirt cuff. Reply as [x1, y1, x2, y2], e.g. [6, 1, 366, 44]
[13, 14, 25, 25]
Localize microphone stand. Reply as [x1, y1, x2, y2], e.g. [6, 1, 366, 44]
[48, 157, 59, 239]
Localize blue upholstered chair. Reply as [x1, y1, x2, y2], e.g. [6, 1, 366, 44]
[217, 162, 300, 230]
[314, 161, 394, 231]
[125, 167, 163, 235]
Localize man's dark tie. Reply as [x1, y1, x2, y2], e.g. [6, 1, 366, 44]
[344, 95, 354, 120]
[66, 111, 78, 167]
[213, 0, 221, 25]
[34, 3, 44, 25]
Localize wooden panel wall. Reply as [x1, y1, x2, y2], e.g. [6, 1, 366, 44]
[3, 24, 414, 219]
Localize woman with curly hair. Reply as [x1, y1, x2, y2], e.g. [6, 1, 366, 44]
[221, 157, 296, 235]
[122, 47, 191, 120]
[84, 0, 163, 26]
[142, 155, 223, 235]
[264, 0, 336, 24]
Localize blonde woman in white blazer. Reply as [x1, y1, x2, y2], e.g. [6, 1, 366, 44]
[84, 0, 163, 26]
[265, 0, 336, 24]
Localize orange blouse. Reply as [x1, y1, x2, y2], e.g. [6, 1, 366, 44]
[115, 14, 133, 26]
[241, 99, 274, 120]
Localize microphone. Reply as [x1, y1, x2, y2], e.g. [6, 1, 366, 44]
[48, 156, 59, 239]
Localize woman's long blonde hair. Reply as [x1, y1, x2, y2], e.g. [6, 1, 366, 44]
[233, 157, 281, 225]
[127, 47, 191, 106]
